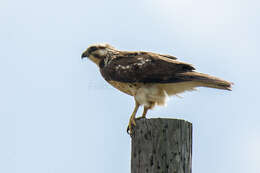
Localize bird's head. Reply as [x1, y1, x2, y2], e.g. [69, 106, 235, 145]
[81, 43, 115, 65]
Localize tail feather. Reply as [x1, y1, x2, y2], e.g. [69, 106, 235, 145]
[176, 72, 233, 91]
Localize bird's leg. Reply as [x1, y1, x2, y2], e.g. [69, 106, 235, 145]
[127, 101, 139, 135]
[136, 101, 155, 120]
[136, 106, 149, 120]
[141, 106, 149, 118]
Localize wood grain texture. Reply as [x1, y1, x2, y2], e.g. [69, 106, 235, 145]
[131, 118, 192, 173]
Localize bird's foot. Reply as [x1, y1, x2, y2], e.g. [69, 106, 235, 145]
[135, 115, 146, 120]
[127, 117, 136, 136]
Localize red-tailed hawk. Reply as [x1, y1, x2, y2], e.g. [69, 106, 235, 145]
[81, 44, 232, 135]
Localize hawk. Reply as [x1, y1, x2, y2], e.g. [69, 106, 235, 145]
[81, 44, 232, 135]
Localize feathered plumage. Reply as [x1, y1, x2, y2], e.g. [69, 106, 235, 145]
[82, 43, 233, 135]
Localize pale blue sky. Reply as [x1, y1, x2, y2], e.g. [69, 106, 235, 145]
[0, 0, 259, 172]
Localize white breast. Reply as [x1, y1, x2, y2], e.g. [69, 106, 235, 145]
[135, 84, 168, 107]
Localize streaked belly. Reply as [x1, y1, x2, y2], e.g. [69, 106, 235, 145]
[107, 80, 140, 96]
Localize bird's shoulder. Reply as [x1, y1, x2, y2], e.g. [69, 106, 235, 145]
[107, 51, 194, 70]
[115, 51, 177, 60]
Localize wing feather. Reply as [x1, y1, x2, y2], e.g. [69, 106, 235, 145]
[100, 51, 195, 83]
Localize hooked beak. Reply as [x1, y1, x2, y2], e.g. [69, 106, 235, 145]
[81, 51, 89, 59]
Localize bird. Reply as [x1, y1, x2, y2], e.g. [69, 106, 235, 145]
[81, 43, 232, 135]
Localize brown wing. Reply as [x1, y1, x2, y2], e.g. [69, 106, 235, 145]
[158, 53, 177, 60]
[100, 51, 195, 83]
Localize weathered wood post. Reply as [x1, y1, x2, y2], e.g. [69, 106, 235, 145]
[131, 118, 192, 173]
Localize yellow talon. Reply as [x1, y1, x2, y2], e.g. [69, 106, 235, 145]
[127, 101, 139, 135]
[127, 115, 137, 135]
[131, 117, 136, 126]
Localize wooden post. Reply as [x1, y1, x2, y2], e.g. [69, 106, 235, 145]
[131, 118, 192, 173]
